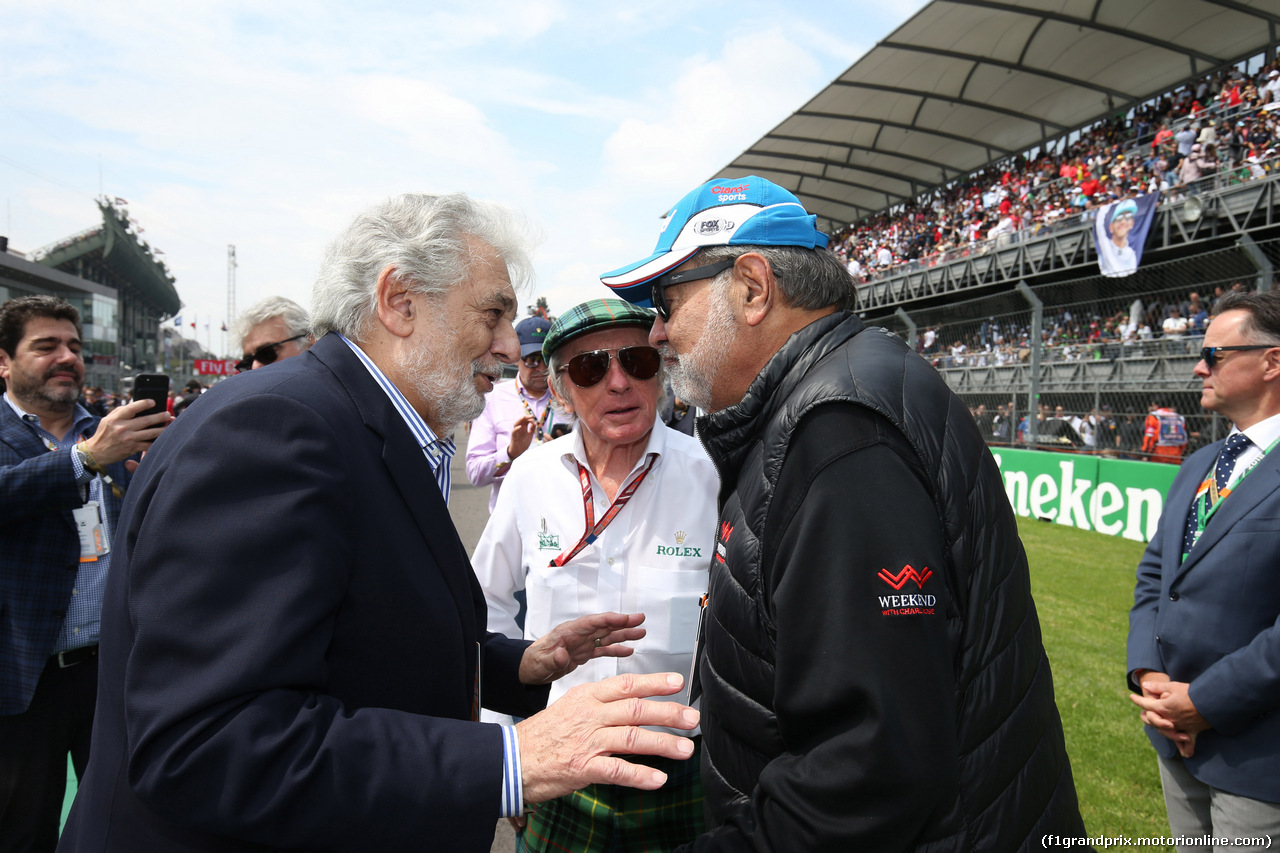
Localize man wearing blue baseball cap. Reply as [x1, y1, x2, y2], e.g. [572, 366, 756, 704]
[601, 176, 1087, 851]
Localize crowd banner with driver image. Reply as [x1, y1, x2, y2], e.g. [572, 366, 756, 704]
[1094, 192, 1160, 278]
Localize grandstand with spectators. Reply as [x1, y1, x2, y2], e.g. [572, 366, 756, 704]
[710, 0, 1280, 461]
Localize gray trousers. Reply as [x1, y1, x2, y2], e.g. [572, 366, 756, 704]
[1158, 755, 1280, 853]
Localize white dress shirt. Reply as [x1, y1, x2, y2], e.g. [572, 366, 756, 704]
[472, 417, 717, 731]
[1225, 411, 1280, 482]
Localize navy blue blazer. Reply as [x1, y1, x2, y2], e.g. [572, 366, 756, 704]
[0, 402, 129, 716]
[58, 334, 549, 852]
[1128, 436, 1280, 802]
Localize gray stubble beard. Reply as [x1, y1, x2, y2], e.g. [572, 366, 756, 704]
[662, 285, 737, 413]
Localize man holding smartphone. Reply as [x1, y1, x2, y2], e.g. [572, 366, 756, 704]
[0, 296, 171, 853]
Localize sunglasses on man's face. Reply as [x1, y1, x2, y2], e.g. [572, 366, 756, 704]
[236, 334, 307, 373]
[649, 259, 736, 321]
[1199, 344, 1276, 369]
[521, 353, 547, 370]
[560, 345, 661, 388]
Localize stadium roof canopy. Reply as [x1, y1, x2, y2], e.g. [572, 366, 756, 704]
[36, 201, 181, 316]
[710, 0, 1280, 233]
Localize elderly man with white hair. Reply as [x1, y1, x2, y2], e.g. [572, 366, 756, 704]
[474, 298, 718, 852]
[58, 193, 699, 853]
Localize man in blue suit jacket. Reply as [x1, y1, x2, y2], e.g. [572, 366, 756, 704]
[57, 194, 698, 853]
[1129, 289, 1280, 846]
[0, 295, 171, 853]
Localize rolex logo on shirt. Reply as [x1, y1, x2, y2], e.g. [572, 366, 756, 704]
[656, 530, 701, 557]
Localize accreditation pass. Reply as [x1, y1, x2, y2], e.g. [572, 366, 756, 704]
[73, 500, 110, 561]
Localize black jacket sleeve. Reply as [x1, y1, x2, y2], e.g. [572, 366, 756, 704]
[688, 403, 961, 852]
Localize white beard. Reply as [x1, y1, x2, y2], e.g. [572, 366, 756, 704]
[396, 322, 499, 434]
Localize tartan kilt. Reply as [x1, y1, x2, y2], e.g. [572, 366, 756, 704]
[518, 738, 705, 853]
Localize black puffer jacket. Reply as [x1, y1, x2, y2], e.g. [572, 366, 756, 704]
[682, 312, 1086, 852]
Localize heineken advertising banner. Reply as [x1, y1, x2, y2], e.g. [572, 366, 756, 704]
[990, 449, 1180, 542]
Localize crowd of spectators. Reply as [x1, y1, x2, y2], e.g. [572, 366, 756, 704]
[915, 281, 1261, 369]
[971, 399, 1169, 458]
[830, 62, 1280, 282]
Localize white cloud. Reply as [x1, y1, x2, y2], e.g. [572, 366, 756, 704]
[418, 0, 568, 48]
[0, 0, 924, 349]
[519, 25, 843, 313]
[601, 28, 825, 187]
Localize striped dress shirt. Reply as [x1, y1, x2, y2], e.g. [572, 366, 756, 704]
[335, 334, 523, 815]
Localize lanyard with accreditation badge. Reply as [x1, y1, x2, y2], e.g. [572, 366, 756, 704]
[43, 434, 111, 562]
[551, 455, 658, 567]
[1185, 433, 1280, 559]
[519, 389, 552, 443]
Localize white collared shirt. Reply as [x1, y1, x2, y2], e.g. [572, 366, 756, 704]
[1226, 411, 1280, 481]
[472, 417, 718, 729]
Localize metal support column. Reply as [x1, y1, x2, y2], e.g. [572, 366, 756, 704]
[1239, 233, 1273, 293]
[1017, 281, 1043, 447]
[894, 307, 916, 351]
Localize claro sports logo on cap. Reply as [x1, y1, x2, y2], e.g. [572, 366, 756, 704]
[712, 184, 750, 201]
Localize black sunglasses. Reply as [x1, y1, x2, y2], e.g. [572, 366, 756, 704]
[649, 259, 736, 321]
[236, 334, 307, 373]
[521, 352, 547, 369]
[560, 346, 661, 388]
[1199, 345, 1275, 369]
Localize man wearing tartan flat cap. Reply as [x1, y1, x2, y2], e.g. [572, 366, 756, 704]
[474, 297, 718, 853]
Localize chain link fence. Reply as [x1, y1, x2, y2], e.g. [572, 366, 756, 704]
[874, 236, 1280, 463]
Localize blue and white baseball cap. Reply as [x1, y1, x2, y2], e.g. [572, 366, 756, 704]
[599, 176, 829, 306]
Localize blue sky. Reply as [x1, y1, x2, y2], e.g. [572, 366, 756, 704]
[1, 0, 926, 355]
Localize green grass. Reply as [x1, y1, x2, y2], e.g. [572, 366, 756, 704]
[1020, 516, 1173, 849]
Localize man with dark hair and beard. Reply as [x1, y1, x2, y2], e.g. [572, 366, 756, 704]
[0, 295, 171, 853]
[59, 194, 699, 853]
[600, 176, 1087, 851]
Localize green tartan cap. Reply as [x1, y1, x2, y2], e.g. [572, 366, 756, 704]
[542, 298, 655, 361]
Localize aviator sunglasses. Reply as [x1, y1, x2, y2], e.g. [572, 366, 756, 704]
[236, 334, 308, 373]
[1199, 344, 1276, 369]
[559, 345, 661, 388]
